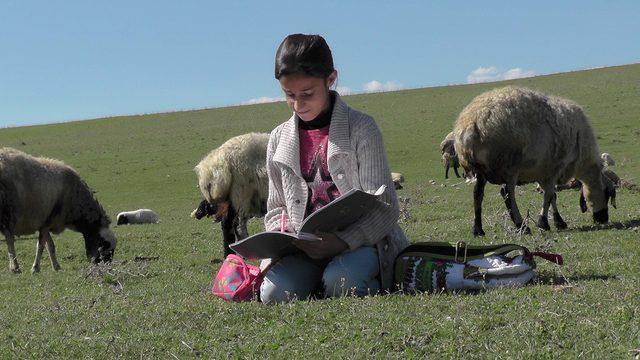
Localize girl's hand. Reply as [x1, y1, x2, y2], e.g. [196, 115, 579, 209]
[294, 232, 348, 259]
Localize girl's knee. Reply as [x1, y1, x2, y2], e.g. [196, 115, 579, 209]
[260, 276, 291, 305]
[260, 273, 312, 304]
[322, 267, 380, 297]
[322, 268, 355, 297]
[322, 248, 380, 298]
[260, 257, 321, 304]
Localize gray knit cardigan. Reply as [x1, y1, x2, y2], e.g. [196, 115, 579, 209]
[264, 92, 408, 290]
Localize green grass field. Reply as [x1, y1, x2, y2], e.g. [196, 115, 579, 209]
[1, 64, 639, 358]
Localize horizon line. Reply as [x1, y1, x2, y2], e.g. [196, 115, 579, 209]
[2, 61, 638, 130]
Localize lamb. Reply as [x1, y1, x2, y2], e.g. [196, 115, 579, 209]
[0, 147, 117, 273]
[116, 209, 159, 225]
[193, 133, 270, 257]
[453, 86, 616, 236]
[440, 131, 461, 179]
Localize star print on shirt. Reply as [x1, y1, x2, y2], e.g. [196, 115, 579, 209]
[304, 142, 339, 209]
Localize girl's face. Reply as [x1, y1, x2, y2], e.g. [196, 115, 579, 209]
[279, 71, 337, 121]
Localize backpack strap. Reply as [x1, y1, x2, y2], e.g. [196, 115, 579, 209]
[525, 252, 564, 265]
[400, 242, 530, 262]
[399, 242, 563, 265]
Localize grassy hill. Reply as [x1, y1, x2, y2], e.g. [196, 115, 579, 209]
[1, 64, 639, 357]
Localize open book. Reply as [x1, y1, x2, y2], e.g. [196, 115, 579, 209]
[229, 185, 388, 260]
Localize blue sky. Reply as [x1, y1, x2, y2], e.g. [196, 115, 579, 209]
[1, 1, 639, 127]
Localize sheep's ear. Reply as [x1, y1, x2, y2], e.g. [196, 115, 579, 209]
[579, 187, 588, 213]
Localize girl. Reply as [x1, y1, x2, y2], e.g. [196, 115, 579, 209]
[260, 34, 408, 304]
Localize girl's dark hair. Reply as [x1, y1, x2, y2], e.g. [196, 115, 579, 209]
[275, 34, 334, 79]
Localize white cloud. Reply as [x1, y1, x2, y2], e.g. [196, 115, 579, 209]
[501, 68, 536, 80]
[362, 80, 403, 93]
[335, 86, 352, 96]
[241, 80, 402, 105]
[467, 66, 536, 84]
[241, 96, 283, 105]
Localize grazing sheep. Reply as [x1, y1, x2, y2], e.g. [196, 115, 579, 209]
[453, 86, 616, 236]
[440, 131, 461, 179]
[116, 209, 159, 225]
[193, 133, 270, 257]
[391, 172, 405, 189]
[0, 147, 117, 273]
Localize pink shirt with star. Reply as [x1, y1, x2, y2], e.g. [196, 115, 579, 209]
[299, 125, 341, 218]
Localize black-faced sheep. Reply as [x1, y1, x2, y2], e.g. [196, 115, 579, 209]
[453, 86, 616, 236]
[0, 147, 117, 273]
[193, 133, 269, 257]
[117, 209, 159, 225]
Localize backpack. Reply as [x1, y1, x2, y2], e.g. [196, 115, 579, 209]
[210, 254, 266, 302]
[394, 241, 563, 293]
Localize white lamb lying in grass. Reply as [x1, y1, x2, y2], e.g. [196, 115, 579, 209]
[116, 209, 160, 225]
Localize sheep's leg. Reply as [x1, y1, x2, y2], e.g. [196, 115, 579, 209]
[43, 232, 61, 271]
[234, 217, 249, 241]
[500, 185, 512, 212]
[536, 184, 554, 231]
[219, 205, 236, 258]
[6, 235, 20, 273]
[503, 182, 531, 235]
[551, 193, 568, 230]
[453, 164, 461, 178]
[31, 231, 47, 273]
[472, 175, 486, 237]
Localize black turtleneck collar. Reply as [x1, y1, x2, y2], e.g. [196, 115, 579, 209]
[297, 92, 336, 130]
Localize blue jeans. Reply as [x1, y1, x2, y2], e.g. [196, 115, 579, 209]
[260, 247, 380, 304]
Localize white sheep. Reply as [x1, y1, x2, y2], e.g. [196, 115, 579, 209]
[116, 209, 159, 225]
[193, 133, 270, 257]
[0, 147, 117, 273]
[453, 86, 616, 236]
